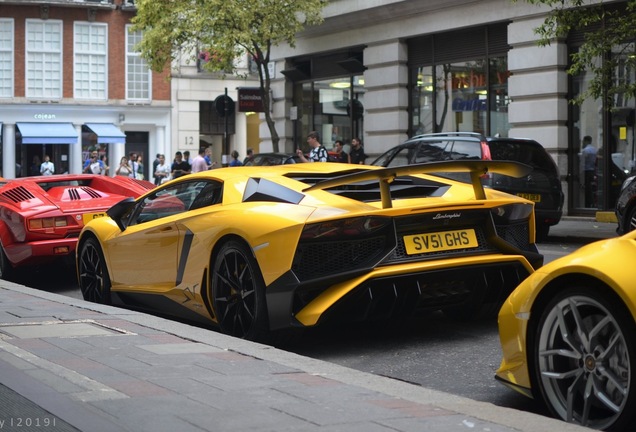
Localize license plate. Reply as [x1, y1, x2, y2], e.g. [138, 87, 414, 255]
[403, 229, 478, 255]
[82, 212, 107, 225]
[517, 193, 541, 202]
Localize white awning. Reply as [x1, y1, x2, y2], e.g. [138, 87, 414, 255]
[16, 122, 78, 144]
[84, 123, 126, 144]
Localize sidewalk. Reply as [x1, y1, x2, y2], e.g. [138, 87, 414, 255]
[0, 288, 592, 432]
[0, 218, 613, 432]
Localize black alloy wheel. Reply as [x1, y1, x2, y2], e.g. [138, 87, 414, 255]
[78, 237, 111, 304]
[531, 285, 636, 430]
[211, 240, 267, 341]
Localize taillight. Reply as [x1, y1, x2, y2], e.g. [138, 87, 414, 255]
[28, 217, 68, 230]
[300, 216, 391, 240]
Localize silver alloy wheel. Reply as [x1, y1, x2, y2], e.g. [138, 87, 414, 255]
[628, 207, 636, 232]
[537, 294, 631, 429]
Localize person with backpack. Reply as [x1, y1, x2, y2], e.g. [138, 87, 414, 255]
[296, 131, 328, 162]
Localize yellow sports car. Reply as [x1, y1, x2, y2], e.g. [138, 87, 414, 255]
[496, 231, 636, 430]
[77, 161, 542, 341]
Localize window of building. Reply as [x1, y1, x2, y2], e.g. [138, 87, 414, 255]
[293, 76, 365, 152]
[568, 13, 636, 212]
[74, 22, 107, 100]
[408, 24, 510, 137]
[0, 19, 14, 98]
[125, 25, 151, 101]
[26, 20, 62, 99]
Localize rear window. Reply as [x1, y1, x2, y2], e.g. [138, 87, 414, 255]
[488, 140, 556, 171]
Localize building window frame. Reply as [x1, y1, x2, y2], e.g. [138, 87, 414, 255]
[25, 19, 62, 100]
[125, 25, 151, 102]
[74, 22, 108, 100]
[0, 18, 14, 98]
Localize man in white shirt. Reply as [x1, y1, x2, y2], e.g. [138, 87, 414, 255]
[40, 155, 54, 176]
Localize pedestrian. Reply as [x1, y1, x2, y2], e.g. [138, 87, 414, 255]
[582, 135, 597, 208]
[296, 131, 328, 162]
[83, 150, 104, 174]
[30, 155, 41, 176]
[115, 156, 132, 177]
[334, 140, 350, 163]
[99, 154, 109, 176]
[171, 151, 191, 179]
[243, 148, 254, 165]
[154, 154, 171, 185]
[40, 155, 54, 176]
[135, 155, 144, 180]
[349, 137, 367, 165]
[183, 150, 192, 165]
[191, 147, 208, 173]
[229, 150, 243, 167]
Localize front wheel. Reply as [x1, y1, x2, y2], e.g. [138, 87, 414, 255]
[211, 240, 268, 341]
[531, 286, 636, 430]
[78, 238, 111, 304]
[625, 206, 636, 233]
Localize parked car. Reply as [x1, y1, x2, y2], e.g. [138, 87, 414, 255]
[243, 153, 299, 166]
[77, 161, 543, 342]
[0, 174, 155, 279]
[244, 151, 340, 166]
[615, 175, 636, 234]
[371, 132, 564, 240]
[495, 230, 636, 430]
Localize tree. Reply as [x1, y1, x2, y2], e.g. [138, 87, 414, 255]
[132, 0, 327, 152]
[523, 0, 636, 108]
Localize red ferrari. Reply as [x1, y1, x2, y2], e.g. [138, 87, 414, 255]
[0, 174, 155, 279]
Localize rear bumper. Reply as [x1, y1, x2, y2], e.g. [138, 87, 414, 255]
[4, 238, 77, 267]
[266, 255, 536, 330]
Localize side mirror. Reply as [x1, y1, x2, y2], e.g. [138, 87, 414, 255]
[106, 197, 137, 232]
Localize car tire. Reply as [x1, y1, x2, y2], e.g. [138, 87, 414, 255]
[626, 205, 636, 233]
[0, 243, 15, 281]
[530, 285, 636, 430]
[211, 239, 268, 341]
[77, 237, 112, 305]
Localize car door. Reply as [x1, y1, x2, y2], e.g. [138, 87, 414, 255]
[106, 180, 220, 294]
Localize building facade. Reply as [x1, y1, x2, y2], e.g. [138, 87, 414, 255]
[0, 0, 170, 179]
[264, 0, 630, 216]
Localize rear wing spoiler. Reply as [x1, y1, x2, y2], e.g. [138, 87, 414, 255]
[303, 160, 532, 209]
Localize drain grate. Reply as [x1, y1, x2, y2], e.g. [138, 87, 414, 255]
[0, 320, 136, 339]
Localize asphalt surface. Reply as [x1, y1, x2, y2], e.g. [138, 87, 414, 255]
[0, 217, 614, 432]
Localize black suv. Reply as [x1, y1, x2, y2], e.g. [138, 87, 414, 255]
[371, 132, 564, 240]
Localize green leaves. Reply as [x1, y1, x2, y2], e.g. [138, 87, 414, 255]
[132, 0, 327, 151]
[524, 0, 636, 108]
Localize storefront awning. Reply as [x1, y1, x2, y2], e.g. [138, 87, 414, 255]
[84, 123, 126, 144]
[16, 122, 78, 144]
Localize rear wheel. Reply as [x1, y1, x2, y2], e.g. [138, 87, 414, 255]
[211, 240, 268, 341]
[0, 243, 15, 281]
[531, 285, 636, 430]
[78, 238, 111, 304]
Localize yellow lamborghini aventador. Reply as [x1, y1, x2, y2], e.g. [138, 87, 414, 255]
[77, 161, 543, 342]
[496, 231, 636, 431]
